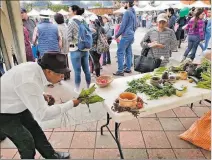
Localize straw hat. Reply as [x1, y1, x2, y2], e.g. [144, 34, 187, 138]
[39, 10, 51, 19]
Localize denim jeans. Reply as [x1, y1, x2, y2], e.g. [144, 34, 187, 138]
[117, 36, 134, 72]
[199, 34, 211, 51]
[184, 35, 200, 60]
[70, 50, 91, 89]
[103, 38, 112, 64]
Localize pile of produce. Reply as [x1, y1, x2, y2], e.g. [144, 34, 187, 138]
[125, 74, 176, 100]
[111, 96, 144, 118]
[96, 79, 108, 84]
[196, 58, 211, 89]
[77, 85, 104, 112]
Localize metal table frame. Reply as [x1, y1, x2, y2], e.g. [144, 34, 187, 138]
[100, 113, 124, 159]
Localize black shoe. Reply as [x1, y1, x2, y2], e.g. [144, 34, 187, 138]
[113, 71, 124, 76]
[107, 61, 111, 64]
[124, 69, 132, 73]
[49, 152, 70, 159]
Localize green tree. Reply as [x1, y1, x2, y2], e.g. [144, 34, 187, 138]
[49, 4, 69, 12]
[94, 2, 102, 8]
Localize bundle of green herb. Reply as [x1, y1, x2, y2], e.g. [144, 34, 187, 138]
[77, 85, 104, 112]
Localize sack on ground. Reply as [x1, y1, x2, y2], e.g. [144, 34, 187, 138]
[179, 111, 211, 151]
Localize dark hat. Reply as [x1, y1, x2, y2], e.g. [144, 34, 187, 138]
[38, 51, 71, 74]
[21, 8, 27, 13]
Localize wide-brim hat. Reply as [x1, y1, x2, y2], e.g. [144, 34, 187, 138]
[39, 10, 51, 19]
[38, 51, 71, 74]
[102, 14, 111, 21]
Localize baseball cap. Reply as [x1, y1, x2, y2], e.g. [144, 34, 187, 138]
[21, 8, 27, 13]
[157, 13, 168, 22]
[38, 51, 71, 74]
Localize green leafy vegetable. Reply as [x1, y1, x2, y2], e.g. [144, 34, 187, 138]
[153, 67, 167, 76]
[78, 85, 105, 112]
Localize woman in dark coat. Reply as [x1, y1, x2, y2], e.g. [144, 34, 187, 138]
[175, 16, 187, 49]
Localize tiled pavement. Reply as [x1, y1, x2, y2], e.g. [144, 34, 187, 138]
[0, 101, 211, 159]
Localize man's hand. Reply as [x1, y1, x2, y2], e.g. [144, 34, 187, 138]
[156, 43, 165, 49]
[73, 99, 81, 107]
[43, 94, 55, 106]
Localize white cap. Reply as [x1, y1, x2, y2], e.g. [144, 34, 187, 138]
[89, 14, 98, 22]
[39, 10, 51, 19]
[157, 13, 168, 22]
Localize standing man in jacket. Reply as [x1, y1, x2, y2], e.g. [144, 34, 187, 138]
[113, 0, 136, 76]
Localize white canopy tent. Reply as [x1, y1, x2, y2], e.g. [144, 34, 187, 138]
[27, 9, 39, 16]
[133, 6, 144, 12]
[84, 10, 94, 16]
[190, 1, 211, 8]
[172, 3, 190, 9]
[142, 4, 156, 11]
[58, 9, 69, 16]
[154, 3, 170, 11]
[113, 6, 145, 14]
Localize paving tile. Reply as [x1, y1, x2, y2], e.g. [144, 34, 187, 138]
[139, 114, 157, 118]
[159, 118, 185, 131]
[49, 132, 73, 148]
[174, 149, 205, 159]
[179, 118, 198, 129]
[75, 121, 97, 132]
[44, 132, 52, 140]
[192, 100, 211, 107]
[95, 131, 117, 148]
[119, 119, 140, 131]
[1, 149, 17, 159]
[173, 107, 197, 117]
[143, 131, 171, 148]
[192, 107, 210, 117]
[13, 150, 40, 159]
[43, 128, 53, 132]
[120, 131, 145, 148]
[156, 110, 176, 117]
[97, 119, 115, 132]
[0, 138, 16, 149]
[147, 149, 176, 159]
[201, 149, 211, 159]
[69, 149, 94, 159]
[123, 149, 148, 159]
[53, 126, 75, 132]
[139, 118, 163, 130]
[71, 132, 96, 149]
[94, 149, 120, 159]
[165, 131, 197, 149]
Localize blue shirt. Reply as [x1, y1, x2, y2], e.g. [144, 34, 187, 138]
[115, 7, 137, 38]
[205, 19, 211, 37]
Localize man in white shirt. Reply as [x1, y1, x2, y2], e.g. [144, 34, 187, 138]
[0, 51, 80, 159]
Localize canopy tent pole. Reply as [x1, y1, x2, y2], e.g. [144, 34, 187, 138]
[0, 0, 26, 70]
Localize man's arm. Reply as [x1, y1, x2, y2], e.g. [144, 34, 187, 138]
[32, 27, 38, 45]
[115, 11, 129, 39]
[170, 30, 178, 51]
[14, 82, 80, 122]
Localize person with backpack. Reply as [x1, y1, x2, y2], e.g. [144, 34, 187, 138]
[89, 15, 106, 77]
[67, 5, 92, 93]
[102, 14, 113, 66]
[113, 0, 137, 76]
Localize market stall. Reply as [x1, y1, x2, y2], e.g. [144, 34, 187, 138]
[94, 60, 211, 159]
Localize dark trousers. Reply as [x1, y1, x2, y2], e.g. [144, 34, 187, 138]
[64, 54, 70, 80]
[142, 20, 146, 28]
[0, 110, 55, 159]
[90, 51, 101, 77]
[103, 38, 112, 65]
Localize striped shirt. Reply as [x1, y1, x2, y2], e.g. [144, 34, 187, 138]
[140, 27, 177, 66]
[186, 18, 205, 40]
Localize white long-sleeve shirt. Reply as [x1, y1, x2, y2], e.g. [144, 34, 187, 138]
[0, 62, 74, 122]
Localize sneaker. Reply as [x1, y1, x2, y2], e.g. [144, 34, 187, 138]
[113, 71, 124, 76]
[124, 69, 132, 73]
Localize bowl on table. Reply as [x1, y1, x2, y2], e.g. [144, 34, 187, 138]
[119, 92, 137, 108]
[96, 75, 113, 88]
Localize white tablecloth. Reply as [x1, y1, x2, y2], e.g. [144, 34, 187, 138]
[95, 74, 211, 123]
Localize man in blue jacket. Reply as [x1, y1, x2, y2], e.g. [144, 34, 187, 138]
[113, 0, 136, 76]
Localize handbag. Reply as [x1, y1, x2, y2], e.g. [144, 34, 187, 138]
[96, 28, 109, 54]
[134, 38, 162, 73]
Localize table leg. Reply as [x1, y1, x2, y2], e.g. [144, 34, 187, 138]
[100, 113, 124, 159]
[101, 113, 111, 135]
